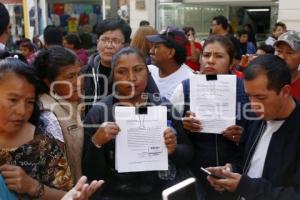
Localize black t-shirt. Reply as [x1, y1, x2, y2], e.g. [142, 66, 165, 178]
[95, 62, 112, 98]
[240, 43, 247, 55]
[98, 62, 112, 78]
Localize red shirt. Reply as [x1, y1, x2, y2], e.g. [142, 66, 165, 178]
[291, 77, 300, 100]
[185, 42, 202, 71]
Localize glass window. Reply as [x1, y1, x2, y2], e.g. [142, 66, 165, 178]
[157, 3, 228, 39]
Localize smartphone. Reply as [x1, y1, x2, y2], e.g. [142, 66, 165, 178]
[200, 167, 224, 179]
[162, 177, 199, 200]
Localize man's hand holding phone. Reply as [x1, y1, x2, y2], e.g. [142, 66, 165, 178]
[200, 167, 225, 179]
[204, 164, 242, 192]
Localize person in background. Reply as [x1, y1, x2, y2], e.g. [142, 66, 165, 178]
[83, 19, 131, 113]
[227, 23, 235, 35]
[33, 46, 84, 182]
[243, 24, 257, 48]
[130, 25, 158, 65]
[33, 36, 44, 50]
[83, 19, 159, 114]
[19, 41, 36, 64]
[147, 27, 193, 100]
[83, 47, 193, 200]
[265, 27, 277, 46]
[256, 43, 275, 56]
[170, 35, 248, 200]
[43, 25, 63, 48]
[265, 22, 287, 46]
[274, 30, 300, 100]
[238, 30, 256, 55]
[63, 33, 89, 65]
[273, 22, 287, 40]
[236, 43, 274, 77]
[183, 26, 202, 71]
[0, 58, 73, 200]
[211, 15, 242, 63]
[0, 3, 11, 51]
[139, 20, 150, 27]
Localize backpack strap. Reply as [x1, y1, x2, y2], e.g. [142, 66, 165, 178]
[182, 79, 190, 115]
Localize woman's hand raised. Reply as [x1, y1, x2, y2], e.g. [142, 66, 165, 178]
[91, 122, 120, 147]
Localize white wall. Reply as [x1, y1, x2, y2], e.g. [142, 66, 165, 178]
[278, 0, 300, 31]
[129, 0, 156, 36]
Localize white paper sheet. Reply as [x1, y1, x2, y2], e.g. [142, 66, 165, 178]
[115, 106, 168, 173]
[190, 75, 236, 134]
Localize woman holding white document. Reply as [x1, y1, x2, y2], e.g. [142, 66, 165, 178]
[170, 35, 250, 200]
[82, 47, 194, 200]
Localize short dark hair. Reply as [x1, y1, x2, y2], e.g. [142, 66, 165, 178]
[275, 22, 287, 31]
[244, 23, 253, 31]
[16, 38, 31, 47]
[257, 43, 275, 54]
[43, 25, 63, 46]
[162, 39, 187, 65]
[94, 19, 132, 44]
[244, 55, 291, 93]
[238, 29, 248, 37]
[182, 26, 195, 35]
[33, 46, 78, 93]
[20, 41, 34, 52]
[139, 20, 150, 27]
[64, 33, 82, 49]
[0, 3, 10, 36]
[212, 15, 228, 30]
[203, 35, 236, 65]
[0, 58, 40, 126]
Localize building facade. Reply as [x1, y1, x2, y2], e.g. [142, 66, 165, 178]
[129, 0, 300, 41]
[3, 0, 300, 46]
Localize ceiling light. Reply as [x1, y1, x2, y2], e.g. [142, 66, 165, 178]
[247, 8, 270, 12]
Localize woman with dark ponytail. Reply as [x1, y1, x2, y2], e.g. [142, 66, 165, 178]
[0, 58, 73, 200]
[33, 46, 84, 182]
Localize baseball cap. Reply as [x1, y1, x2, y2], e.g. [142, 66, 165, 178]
[146, 27, 188, 47]
[274, 30, 300, 51]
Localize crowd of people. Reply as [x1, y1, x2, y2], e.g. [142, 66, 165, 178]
[1, 2, 300, 200]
